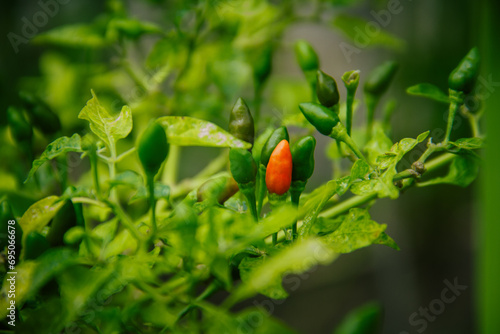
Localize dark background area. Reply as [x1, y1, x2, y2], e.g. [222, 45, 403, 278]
[0, 0, 488, 333]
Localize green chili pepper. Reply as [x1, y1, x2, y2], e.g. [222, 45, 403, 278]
[289, 136, 316, 240]
[7, 106, 32, 144]
[24, 231, 50, 260]
[299, 102, 369, 164]
[138, 121, 169, 177]
[253, 45, 273, 87]
[230, 148, 258, 220]
[229, 98, 255, 146]
[295, 40, 319, 73]
[316, 70, 340, 108]
[138, 121, 169, 243]
[260, 126, 290, 167]
[230, 149, 257, 185]
[448, 47, 480, 94]
[298, 102, 340, 136]
[291, 136, 316, 183]
[19, 91, 61, 135]
[46, 200, 78, 247]
[364, 61, 398, 96]
[341, 70, 360, 136]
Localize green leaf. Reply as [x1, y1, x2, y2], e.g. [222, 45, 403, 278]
[321, 208, 398, 253]
[25, 134, 82, 182]
[350, 159, 370, 180]
[106, 18, 163, 41]
[353, 131, 429, 199]
[333, 15, 405, 50]
[418, 155, 480, 187]
[448, 137, 484, 151]
[225, 238, 337, 306]
[0, 261, 37, 318]
[130, 183, 171, 203]
[33, 24, 108, 48]
[364, 125, 393, 166]
[157, 116, 251, 149]
[78, 90, 132, 150]
[299, 177, 350, 237]
[19, 196, 66, 245]
[407, 83, 450, 104]
[333, 302, 382, 334]
[239, 256, 289, 299]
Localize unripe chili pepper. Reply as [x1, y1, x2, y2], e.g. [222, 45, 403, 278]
[364, 61, 398, 96]
[316, 70, 340, 108]
[138, 121, 169, 177]
[19, 91, 61, 135]
[24, 231, 50, 260]
[253, 45, 273, 86]
[229, 98, 255, 146]
[448, 47, 480, 94]
[230, 149, 257, 185]
[291, 136, 316, 183]
[46, 200, 78, 247]
[7, 106, 32, 143]
[230, 148, 258, 220]
[299, 102, 369, 164]
[266, 140, 292, 196]
[299, 102, 340, 136]
[260, 126, 290, 167]
[295, 40, 319, 73]
[341, 70, 360, 137]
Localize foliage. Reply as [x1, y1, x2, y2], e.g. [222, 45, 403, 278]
[0, 0, 484, 333]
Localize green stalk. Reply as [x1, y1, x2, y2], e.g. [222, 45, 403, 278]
[147, 174, 157, 244]
[240, 183, 258, 222]
[290, 181, 306, 240]
[268, 192, 287, 245]
[257, 164, 267, 216]
[163, 145, 180, 186]
[320, 152, 456, 219]
[444, 89, 464, 144]
[345, 90, 355, 137]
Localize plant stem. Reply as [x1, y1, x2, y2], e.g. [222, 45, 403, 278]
[147, 174, 157, 244]
[163, 145, 180, 186]
[240, 184, 258, 222]
[345, 89, 355, 137]
[290, 182, 305, 241]
[319, 152, 456, 219]
[268, 192, 287, 245]
[254, 83, 263, 125]
[257, 164, 267, 216]
[444, 89, 464, 144]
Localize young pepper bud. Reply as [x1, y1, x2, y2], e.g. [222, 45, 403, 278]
[19, 91, 61, 136]
[230, 148, 258, 220]
[291, 136, 316, 183]
[294, 40, 319, 73]
[138, 121, 169, 177]
[448, 47, 480, 94]
[229, 98, 255, 146]
[230, 149, 257, 185]
[266, 140, 292, 196]
[260, 126, 290, 167]
[316, 70, 340, 108]
[364, 61, 398, 96]
[298, 102, 340, 136]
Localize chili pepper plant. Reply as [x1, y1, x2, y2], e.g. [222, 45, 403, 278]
[0, 1, 484, 333]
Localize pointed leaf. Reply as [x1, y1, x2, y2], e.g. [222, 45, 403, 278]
[25, 134, 82, 182]
[407, 83, 450, 104]
[419, 155, 480, 187]
[19, 196, 66, 245]
[78, 90, 132, 150]
[157, 116, 251, 148]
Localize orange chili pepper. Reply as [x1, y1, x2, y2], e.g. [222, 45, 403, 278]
[265, 139, 292, 195]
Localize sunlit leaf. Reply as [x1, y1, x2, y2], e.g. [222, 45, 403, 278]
[157, 116, 251, 148]
[25, 134, 82, 183]
[407, 83, 449, 104]
[418, 155, 480, 187]
[78, 90, 132, 150]
[33, 24, 108, 48]
[19, 196, 66, 245]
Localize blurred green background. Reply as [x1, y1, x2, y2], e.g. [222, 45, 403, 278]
[0, 0, 498, 333]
